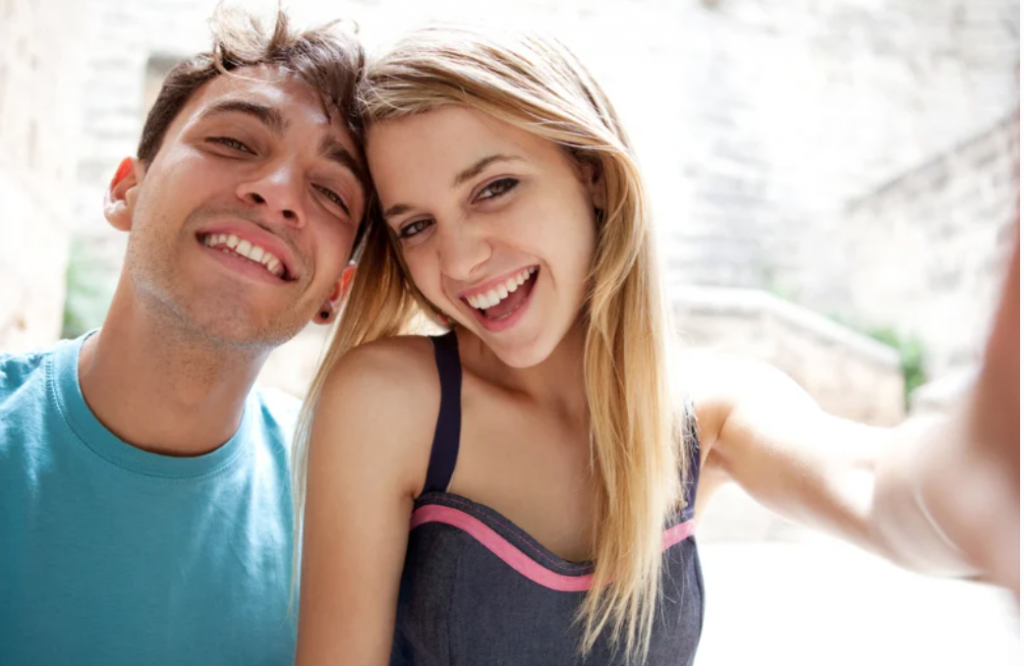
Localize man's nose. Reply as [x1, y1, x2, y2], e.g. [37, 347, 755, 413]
[237, 161, 305, 227]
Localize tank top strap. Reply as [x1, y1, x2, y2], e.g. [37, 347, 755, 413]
[421, 330, 463, 495]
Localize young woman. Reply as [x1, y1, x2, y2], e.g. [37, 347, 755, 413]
[293, 26, 1020, 665]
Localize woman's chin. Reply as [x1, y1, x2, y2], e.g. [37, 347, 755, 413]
[459, 299, 584, 370]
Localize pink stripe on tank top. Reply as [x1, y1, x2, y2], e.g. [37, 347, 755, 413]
[410, 504, 696, 592]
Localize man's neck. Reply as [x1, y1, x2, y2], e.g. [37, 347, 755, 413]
[78, 290, 270, 457]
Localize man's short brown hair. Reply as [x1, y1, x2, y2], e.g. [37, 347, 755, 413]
[137, 7, 365, 166]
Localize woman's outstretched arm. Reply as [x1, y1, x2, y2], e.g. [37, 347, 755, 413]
[692, 238, 1019, 592]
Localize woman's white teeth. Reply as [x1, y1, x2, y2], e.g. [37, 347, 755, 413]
[202, 233, 285, 278]
[467, 267, 536, 310]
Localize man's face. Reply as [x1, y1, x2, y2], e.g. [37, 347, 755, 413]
[121, 65, 365, 348]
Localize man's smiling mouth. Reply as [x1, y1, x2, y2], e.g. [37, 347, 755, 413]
[197, 232, 291, 281]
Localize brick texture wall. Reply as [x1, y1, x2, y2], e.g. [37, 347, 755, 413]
[0, 0, 88, 352]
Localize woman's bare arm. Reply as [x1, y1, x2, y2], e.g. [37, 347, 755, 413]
[296, 338, 439, 665]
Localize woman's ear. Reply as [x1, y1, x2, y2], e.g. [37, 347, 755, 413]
[579, 157, 606, 211]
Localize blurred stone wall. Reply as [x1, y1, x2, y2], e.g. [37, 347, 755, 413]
[663, 0, 1019, 298]
[840, 114, 1020, 381]
[0, 0, 88, 353]
[674, 286, 904, 426]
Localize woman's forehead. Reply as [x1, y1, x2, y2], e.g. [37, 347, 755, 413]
[367, 107, 558, 182]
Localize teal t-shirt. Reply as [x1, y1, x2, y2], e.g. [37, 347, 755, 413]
[0, 334, 300, 665]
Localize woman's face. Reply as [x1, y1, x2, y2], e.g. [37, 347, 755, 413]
[367, 106, 601, 368]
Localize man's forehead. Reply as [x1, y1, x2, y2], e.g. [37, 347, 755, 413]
[189, 64, 347, 133]
[159, 63, 368, 192]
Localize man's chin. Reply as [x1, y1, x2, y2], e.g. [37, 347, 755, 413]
[171, 302, 308, 351]
[129, 253, 311, 349]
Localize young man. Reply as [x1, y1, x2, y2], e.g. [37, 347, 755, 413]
[0, 9, 367, 665]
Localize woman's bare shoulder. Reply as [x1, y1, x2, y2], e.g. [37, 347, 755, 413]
[319, 335, 440, 403]
[311, 334, 444, 496]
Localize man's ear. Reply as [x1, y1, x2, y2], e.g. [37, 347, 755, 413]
[312, 266, 354, 326]
[103, 157, 142, 232]
[340, 263, 356, 299]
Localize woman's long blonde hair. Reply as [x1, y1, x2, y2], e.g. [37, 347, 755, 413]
[292, 25, 693, 663]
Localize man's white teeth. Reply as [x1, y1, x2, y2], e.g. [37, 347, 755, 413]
[202, 233, 286, 278]
[466, 267, 536, 309]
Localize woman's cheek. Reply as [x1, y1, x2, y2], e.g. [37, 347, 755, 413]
[408, 261, 440, 304]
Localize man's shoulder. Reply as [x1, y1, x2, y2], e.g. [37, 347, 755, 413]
[0, 339, 67, 404]
[0, 339, 78, 466]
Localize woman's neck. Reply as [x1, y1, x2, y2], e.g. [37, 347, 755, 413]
[459, 320, 589, 423]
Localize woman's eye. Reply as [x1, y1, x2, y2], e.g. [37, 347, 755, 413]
[208, 137, 254, 154]
[316, 185, 350, 216]
[399, 219, 433, 239]
[476, 177, 519, 201]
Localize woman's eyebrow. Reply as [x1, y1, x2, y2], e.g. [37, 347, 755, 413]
[382, 153, 523, 221]
[452, 154, 522, 188]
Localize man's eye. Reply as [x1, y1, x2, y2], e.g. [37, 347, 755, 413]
[316, 185, 350, 216]
[476, 177, 519, 201]
[399, 219, 433, 239]
[208, 137, 254, 154]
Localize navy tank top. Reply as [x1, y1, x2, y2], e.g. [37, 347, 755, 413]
[390, 331, 704, 665]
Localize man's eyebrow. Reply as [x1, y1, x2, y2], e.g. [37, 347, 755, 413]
[318, 135, 368, 189]
[198, 99, 287, 136]
[383, 153, 523, 221]
[453, 154, 522, 188]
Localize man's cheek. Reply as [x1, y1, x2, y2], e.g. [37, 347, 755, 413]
[325, 231, 357, 278]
